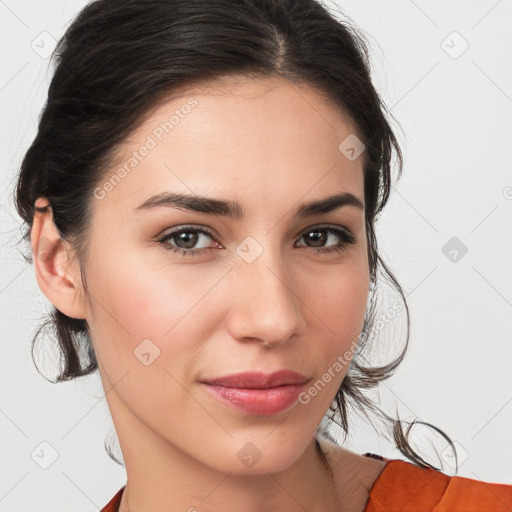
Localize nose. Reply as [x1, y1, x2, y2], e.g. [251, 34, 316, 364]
[226, 245, 302, 348]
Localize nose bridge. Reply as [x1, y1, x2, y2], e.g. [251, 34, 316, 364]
[227, 234, 301, 345]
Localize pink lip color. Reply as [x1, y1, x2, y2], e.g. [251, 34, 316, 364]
[201, 370, 307, 416]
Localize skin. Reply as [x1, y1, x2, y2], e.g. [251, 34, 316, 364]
[31, 75, 386, 512]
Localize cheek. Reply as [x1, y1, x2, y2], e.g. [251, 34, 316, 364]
[84, 253, 229, 376]
[83, 256, 221, 435]
[300, 257, 369, 389]
[287, 269, 369, 439]
[304, 253, 369, 336]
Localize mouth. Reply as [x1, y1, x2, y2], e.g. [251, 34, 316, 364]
[200, 370, 309, 416]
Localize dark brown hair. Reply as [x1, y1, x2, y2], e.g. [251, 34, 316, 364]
[14, 0, 457, 472]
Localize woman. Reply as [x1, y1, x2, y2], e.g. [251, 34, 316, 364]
[14, 0, 512, 511]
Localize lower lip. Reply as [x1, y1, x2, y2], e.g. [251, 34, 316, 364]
[201, 383, 305, 416]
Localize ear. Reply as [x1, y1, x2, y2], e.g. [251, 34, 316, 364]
[30, 197, 87, 320]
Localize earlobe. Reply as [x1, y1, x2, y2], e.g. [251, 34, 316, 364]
[31, 197, 87, 320]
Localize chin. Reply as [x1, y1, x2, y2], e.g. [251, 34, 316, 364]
[202, 434, 311, 476]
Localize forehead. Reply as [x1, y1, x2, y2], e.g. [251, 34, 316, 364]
[96, 75, 365, 216]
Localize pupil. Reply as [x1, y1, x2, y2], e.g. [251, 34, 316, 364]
[308, 230, 326, 247]
[178, 231, 197, 248]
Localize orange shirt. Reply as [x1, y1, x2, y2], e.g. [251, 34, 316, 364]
[365, 458, 512, 511]
[101, 456, 512, 512]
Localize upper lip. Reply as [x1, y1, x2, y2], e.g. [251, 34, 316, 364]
[202, 370, 308, 389]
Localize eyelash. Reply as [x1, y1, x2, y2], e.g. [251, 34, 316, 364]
[156, 224, 356, 258]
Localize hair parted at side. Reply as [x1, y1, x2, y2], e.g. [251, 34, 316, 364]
[14, 0, 458, 471]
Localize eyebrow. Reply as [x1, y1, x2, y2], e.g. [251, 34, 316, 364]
[134, 191, 364, 218]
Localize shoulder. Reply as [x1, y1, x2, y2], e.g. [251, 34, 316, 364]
[365, 458, 512, 512]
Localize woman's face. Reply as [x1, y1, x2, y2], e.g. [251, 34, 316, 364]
[79, 76, 369, 474]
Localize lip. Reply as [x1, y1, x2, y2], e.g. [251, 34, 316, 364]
[201, 370, 308, 416]
[202, 370, 308, 388]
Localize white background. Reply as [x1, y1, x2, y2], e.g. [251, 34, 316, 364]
[0, 1, 511, 510]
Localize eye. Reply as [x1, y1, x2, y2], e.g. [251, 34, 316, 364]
[156, 225, 219, 257]
[156, 224, 356, 257]
[295, 225, 356, 255]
